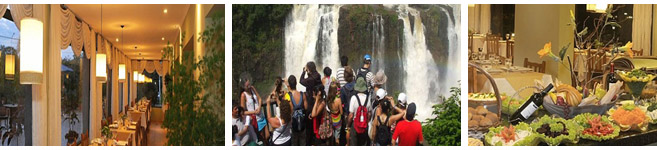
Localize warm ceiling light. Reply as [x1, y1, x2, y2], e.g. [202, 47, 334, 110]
[468, 4, 475, 7]
[162, 37, 165, 41]
[19, 18, 43, 84]
[96, 53, 107, 82]
[587, 4, 609, 13]
[118, 64, 126, 81]
[115, 38, 119, 42]
[5, 54, 15, 80]
[163, 8, 168, 14]
[133, 71, 139, 81]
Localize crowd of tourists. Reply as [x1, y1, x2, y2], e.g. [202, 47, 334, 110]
[233, 54, 424, 146]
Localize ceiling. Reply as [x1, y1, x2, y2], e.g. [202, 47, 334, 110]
[66, 4, 190, 60]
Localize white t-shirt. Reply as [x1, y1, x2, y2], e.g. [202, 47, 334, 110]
[244, 92, 263, 121]
[349, 93, 372, 122]
[232, 116, 257, 146]
[271, 118, 291, 145]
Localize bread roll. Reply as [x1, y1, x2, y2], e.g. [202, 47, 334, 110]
[472, 115, 484, 121]
[476, 107, 489, 115]
[480, 117, 493, 126]
[468, 120, 479, 128]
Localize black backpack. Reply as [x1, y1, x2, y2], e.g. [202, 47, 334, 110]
[376, 116, 392, 146]
[290, 92, 305, 132]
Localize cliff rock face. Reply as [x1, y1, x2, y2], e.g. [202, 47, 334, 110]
[337, 4, 453, 95]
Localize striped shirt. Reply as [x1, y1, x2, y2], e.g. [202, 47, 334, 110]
[337, 67, 347, 87]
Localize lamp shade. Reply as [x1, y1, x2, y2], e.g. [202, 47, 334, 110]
[118, 64, 126, 80]
[19, 18, 43, 84]
[138, 74, 145, 83]
[5, 54, 15, 79]
[133, 71, 139, 81]
[96, 53, 107, 82]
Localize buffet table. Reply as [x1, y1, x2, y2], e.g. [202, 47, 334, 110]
[476, 65, 553, 98]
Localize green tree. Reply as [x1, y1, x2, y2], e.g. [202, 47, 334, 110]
[232, 4, 292, 105]
[422, 81, 461, 146]
[161, 10, 225, 145]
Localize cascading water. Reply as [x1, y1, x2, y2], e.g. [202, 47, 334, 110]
[284, 4, 459, 121]
[393, 4, 460, 121]
[371, 15, 386, 79]
[284, 4, 341, 92]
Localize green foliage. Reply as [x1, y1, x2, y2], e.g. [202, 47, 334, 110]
[232, 4, 292, 105]
[422, 82, 461, 146]
[62, 55, 82, 131]
[162, 10, 225, 146]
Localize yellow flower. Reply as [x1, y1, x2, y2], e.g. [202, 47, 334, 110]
[537, 42, 552, 58]
[619, 41, 634, 58]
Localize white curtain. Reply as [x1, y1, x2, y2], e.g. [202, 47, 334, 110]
[0, 4, 7, 17]
[9, 4, 34, 30]
[633, 4, 652, 56]
[471, 4, 491, 34]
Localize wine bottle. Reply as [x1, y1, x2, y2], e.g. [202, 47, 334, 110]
[510, 84, 554, 125]
[607, 63, 617, 90]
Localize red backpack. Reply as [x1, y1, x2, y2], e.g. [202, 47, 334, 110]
[353, 94, 369, 134]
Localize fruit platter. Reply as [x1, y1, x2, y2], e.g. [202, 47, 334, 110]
[484, 122, 539, 146]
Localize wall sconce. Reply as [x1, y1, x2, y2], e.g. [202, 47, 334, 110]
[138, 74, 145, 83]
[96, 53, 107, 82]
[118, 64, 126, 81]
[19, 18, 43, 84]
[5, 54, 15, 80]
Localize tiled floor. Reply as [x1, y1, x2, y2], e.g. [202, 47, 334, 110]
[147, 121, 167, 146]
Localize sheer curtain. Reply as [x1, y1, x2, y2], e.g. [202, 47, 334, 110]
[632, 4, 653, 56]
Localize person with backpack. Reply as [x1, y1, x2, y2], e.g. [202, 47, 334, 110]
[392, 103, 424, 146]
[310, 85, 332, 145]
[339, 66, 355, 146]
[357, 54, 374, 90]
[239, 73, 269, 145]
[286, 75, 307, 146]
[300, 61, 322, 145]
[266, 91, 293, 146]
[371, 93, 392, 146]
[347, 77, 372, 146]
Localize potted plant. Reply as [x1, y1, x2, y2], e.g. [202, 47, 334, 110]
[63, 111, 80, 145]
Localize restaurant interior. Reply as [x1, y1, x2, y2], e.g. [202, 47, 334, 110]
[0, 4, 225, 146]
[468, 4, 657, 146]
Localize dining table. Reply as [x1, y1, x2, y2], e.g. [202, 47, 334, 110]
[475, 64, 553, 99]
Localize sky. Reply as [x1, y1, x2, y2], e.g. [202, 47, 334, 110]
[0, 17, 76, 59]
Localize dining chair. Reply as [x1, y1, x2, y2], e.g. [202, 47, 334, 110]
[78, 131, 89, 146]
[524, 58, 546, 73]
[485, 33, 501, 59]
[633, 49, 644, 56]
[468, 33, 474, 55]
[468, 66, 479, 93]
[506, 40, 514, 63]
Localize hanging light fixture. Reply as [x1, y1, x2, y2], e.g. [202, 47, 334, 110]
[133, 71, 139, 81]
[19, 18, 44, 84]
[96, 53, 107, 82]
[96, 4, 108, 82]
[587, 4, 609, 13]
[118, 25, 126, 81]
[5, 53, 15, 80]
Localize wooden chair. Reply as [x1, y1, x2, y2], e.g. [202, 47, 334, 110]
[485, 34, 501, 59]
[468, 33, 474, 55]
[506, 40, 514, 63]
[524, 58, 546, 73]
[633, 49, 644, 56]
[77, 131, 89, 146]
[468, 66, 479, 93]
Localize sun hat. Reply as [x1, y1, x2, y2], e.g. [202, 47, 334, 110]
[371, 70, 387, 86]
[354, 77, 368, 93]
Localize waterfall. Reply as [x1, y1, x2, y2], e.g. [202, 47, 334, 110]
[395, 5, 444, 121]
[284, 4, 341, 92]
[371, 15, 386, 78]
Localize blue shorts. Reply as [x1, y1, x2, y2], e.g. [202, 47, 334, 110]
[257, 117, 267, 131]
